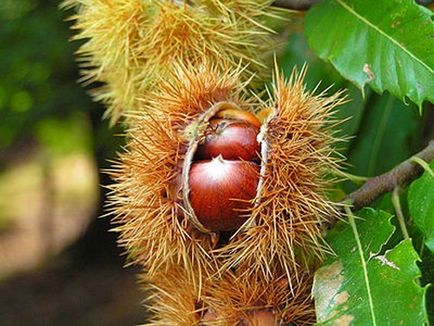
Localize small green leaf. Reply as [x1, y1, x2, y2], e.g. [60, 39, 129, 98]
[408, 160, 434, 252]
[313, 208, 427, 325]
[305, 0, 434, 108]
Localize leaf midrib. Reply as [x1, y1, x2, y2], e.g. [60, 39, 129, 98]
[336, 0, 434, 76]
[349, 213, 378, 325]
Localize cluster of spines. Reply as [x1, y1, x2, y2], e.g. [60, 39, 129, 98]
[107, 63, 250, 279]
[107, 63, 345, 324]
[62, 0, 283, 123]
[217, 68, 347, 284]
[141, 265, 315, 325]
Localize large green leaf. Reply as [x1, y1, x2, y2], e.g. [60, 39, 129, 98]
[304, 0, 434, 108]
[408, 160, 434, 252]
[313, 208, 427, 325]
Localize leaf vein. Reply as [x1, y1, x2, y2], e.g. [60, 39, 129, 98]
[346, 207, 377, 326]
[336, 0, 434, 76]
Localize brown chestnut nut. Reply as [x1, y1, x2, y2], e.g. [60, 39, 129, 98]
[214, 108, 261, 128]
[196, 119, 261, 162]
[188, 156, 259, 231]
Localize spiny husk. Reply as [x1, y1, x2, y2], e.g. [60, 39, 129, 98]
[204, 271, 315, 325]
[107, 63, 254, 280]
[216, 68, 347, 284]
[141, 266, 315, 326]
[141, 267, 202, 326]
[62, 0, 285, 123]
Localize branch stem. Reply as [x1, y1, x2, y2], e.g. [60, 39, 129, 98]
[326, 141, 434, 228]
[410, 156, 434, 178]
[345, 141, 434, 211]
[391, 187, 409, 240]
[333, 170, 368, 185]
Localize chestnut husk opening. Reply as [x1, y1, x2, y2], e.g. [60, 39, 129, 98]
[181, 101, 274, 234]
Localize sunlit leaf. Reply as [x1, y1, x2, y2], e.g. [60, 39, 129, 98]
[305, 0, 434, 108]
[313, 208, 427, 325]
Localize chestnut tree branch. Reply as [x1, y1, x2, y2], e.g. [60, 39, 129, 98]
[272, 0, 319, 10]
[345, 140, 434, 211]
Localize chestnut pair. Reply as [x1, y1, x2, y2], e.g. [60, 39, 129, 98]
[189, 108, 262, 231]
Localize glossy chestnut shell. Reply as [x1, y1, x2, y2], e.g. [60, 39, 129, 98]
[195, 119, 260, 162]
[184, 105, 262, 232]
[189, 157, 259, 231]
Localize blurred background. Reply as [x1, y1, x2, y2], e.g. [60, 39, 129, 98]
[0, 0, 145, 325]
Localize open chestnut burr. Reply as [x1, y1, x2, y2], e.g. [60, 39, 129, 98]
[182, 102, 263, 232]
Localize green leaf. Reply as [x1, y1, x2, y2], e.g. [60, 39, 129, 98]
[313, 208, 427, 325]
[408, 160, 434, 252]
[420, 248, 434, 325]
[304, 0, 434, 108]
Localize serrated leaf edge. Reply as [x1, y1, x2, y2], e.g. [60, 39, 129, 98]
[335, 0, 434, 82]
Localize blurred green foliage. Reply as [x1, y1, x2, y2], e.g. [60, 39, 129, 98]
[0, 0, 126, 234]
[0, 0, 97, 154]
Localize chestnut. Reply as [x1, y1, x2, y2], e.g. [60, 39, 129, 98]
[214, 108, 261, 128]
[196, 119, 261, 162]
[188, 156, 259, 231]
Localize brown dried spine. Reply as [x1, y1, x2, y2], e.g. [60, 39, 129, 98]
[142, 266, 315, 326]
